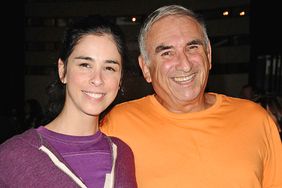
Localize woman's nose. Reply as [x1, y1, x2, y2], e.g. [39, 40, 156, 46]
[90, 71, 104, 86]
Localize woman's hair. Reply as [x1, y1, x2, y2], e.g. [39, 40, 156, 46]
[45, 15, 127, 123]
[138, 5, 209, 63]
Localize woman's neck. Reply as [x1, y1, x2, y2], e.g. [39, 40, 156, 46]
[45, 108, 99, 136]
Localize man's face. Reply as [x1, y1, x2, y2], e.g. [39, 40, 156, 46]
[139, 15, 212, 112]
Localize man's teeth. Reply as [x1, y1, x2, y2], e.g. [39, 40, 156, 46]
[173, 75, 194, 82]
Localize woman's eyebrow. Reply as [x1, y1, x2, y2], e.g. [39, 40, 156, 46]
[105, 60, 120, 65]
[74, 56, 121, 66]
[74, 56, 94, 61]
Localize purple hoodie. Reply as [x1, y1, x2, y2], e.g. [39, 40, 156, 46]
[0, 129, 137, 188]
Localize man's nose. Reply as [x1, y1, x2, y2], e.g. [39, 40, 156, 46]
[176, 51, 192, 72]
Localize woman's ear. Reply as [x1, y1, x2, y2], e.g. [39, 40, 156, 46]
[138, 55, 152, 83]
[58, 59, 66, 84]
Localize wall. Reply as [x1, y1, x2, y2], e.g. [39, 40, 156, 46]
[25, 0, 251, 111]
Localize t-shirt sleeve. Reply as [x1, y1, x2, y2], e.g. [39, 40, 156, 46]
[262, 114, 282, 187]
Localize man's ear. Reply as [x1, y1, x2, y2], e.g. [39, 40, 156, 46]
[207, 42, 212, 70]
[58, 59, 67, 84]
[138, 55, 152, 83]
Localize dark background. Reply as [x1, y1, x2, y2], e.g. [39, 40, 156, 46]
[1, 0, 281, 143]
[1, 2, 25, 143]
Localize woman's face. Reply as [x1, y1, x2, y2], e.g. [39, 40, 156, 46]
[59, 34, 122, 117]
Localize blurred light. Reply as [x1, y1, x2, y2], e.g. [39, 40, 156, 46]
[116, 16, 140, 25]
[223, 11, 229, 16]
[239, 11, 246, 16]
[131, 17, 137, 22]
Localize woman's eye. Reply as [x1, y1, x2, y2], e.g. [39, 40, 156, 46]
[79, 63, 91, 68]
[105, 66, 116, 72]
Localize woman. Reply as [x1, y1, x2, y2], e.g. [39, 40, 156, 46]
[0, 16, 137, 188]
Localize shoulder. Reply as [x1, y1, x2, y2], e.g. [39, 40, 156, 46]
[108, 136, 134, 158]
[109, 136, 137, 188]
[110, 137, 131, 152]
[100, 96, 152, 133]
[219, 93, 265, 111]
[0, 129, 47, 183]
[209, 93, 268, 119]
[0, 129, 40, 161]
[104, 95, 153, 121]
[112, 95, 152, 111]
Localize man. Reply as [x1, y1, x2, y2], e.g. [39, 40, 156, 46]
[101, 5, 282, 188]
[239, 84, 258, 100]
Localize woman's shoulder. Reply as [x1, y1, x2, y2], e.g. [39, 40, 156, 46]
[0, 129, 40, 158]
[107, 136, 133, 155]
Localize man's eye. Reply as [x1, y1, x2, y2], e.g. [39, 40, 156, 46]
[189, 45, 198, 49]
[161, 51, 172, 56]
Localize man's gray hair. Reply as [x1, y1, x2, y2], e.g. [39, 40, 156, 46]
[138, 5, 209, 63]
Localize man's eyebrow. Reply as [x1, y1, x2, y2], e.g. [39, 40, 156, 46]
[187, 39, 204, 46]
[154, 39, 205, 54]
[155, 45, 173, 54]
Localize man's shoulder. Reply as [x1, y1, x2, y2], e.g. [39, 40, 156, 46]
[112, 95, 152, 111]
[219, 93, 265, 112]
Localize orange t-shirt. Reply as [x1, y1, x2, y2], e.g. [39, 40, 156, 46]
[101, 93, 282, 188]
